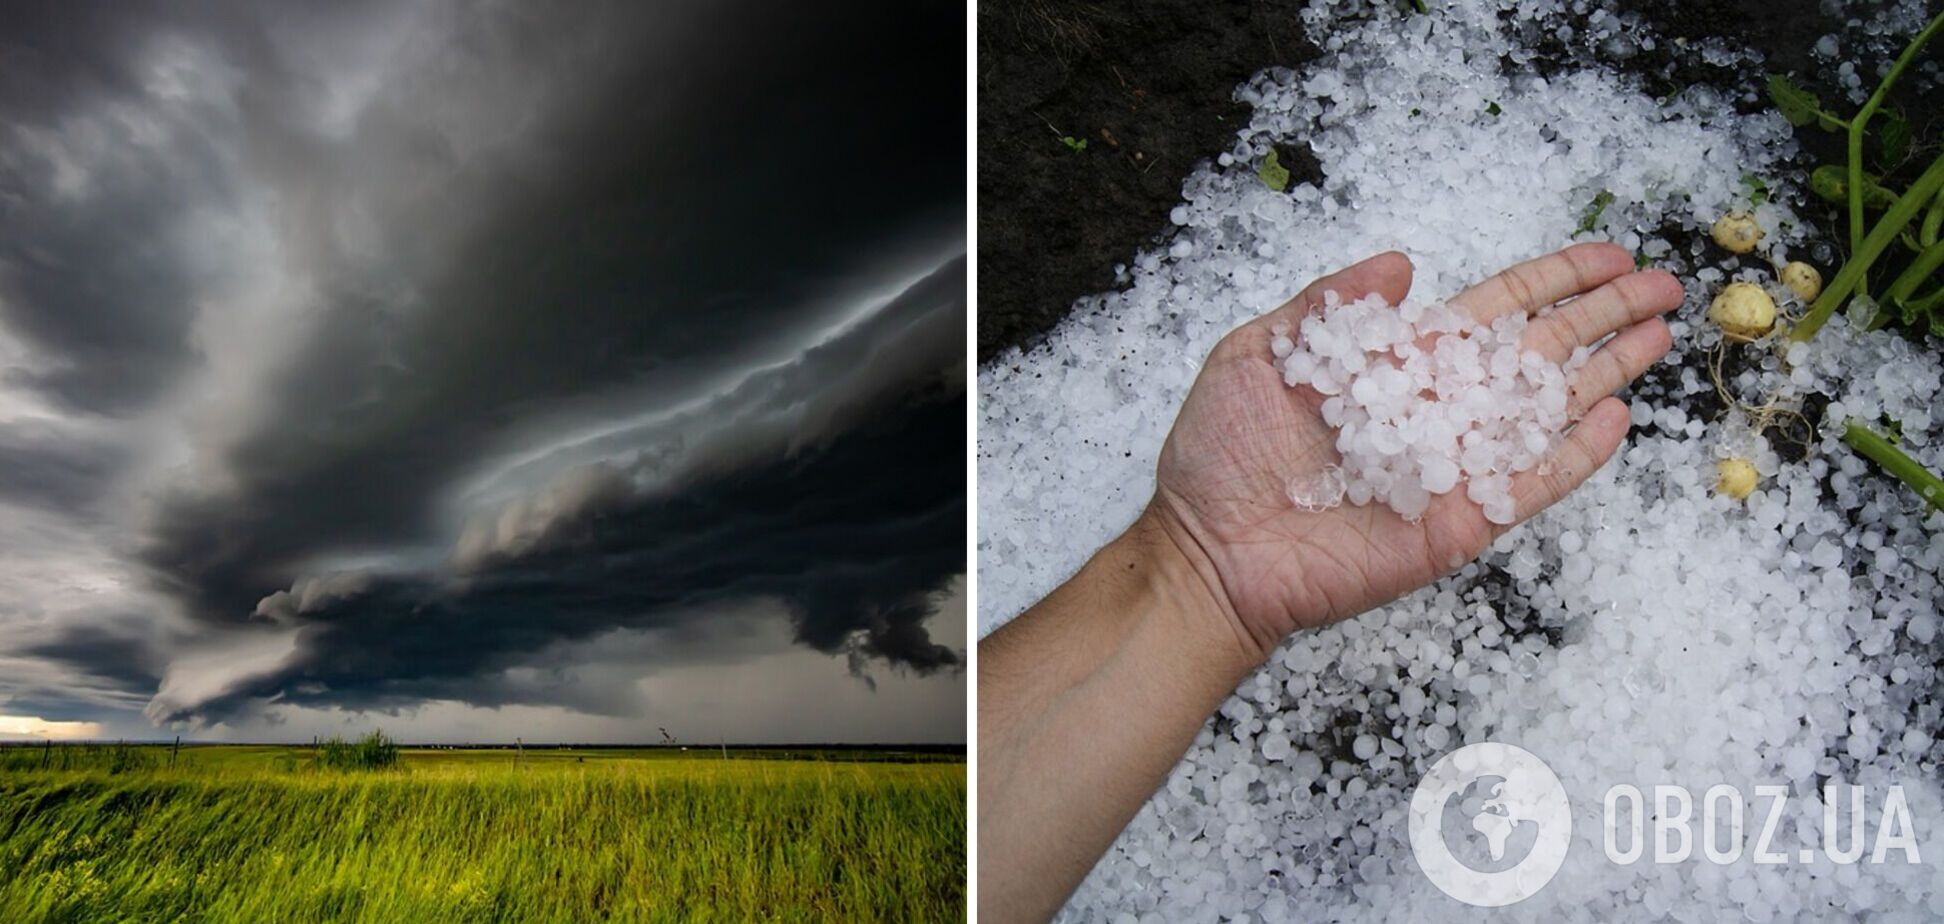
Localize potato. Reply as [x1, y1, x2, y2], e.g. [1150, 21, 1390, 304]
[1708, 282, 1778, 341]
[1715, 458, 1759, 500]
[1711, 211, 1764, 254]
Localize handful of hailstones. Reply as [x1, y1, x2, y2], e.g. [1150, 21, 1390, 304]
[1272, 291, 1590, 525]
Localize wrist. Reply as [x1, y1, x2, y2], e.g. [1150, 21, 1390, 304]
[1106, 506, 1264, 685]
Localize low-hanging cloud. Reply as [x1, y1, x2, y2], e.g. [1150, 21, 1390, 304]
[150, 368, 964, 722]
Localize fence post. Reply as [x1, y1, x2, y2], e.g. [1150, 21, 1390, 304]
[171, 736, 181, 769]
[40, 738, 51, 770]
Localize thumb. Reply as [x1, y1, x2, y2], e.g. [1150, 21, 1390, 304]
[1249, 251, 1416, 336]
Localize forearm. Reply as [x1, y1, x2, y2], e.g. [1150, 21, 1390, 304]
[976, 512, 1261, 924]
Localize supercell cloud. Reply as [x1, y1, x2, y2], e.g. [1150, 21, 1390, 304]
[0, 0, 965, 740]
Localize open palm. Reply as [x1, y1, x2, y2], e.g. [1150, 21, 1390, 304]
[1145, 244, 1684, 660]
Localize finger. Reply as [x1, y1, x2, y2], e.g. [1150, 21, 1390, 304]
[1251, 250, 1414, 335]
[1451, 242, 1635, 325]
[1564, 317, 1672, 417]
[1507, 396, 1631, 523]
[1524, 269, 1684, 362]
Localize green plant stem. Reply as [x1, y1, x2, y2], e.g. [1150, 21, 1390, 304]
[1843, 420, 1944, 511]
[1887, 239, 1944, 306]
[1794, 153, 1944, 340]
[1923, 188, 1944, 247]
[1848, 141, 1865, 298]
[1846, 9, 1944, 298]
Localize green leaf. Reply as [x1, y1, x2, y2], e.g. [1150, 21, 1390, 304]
[1766, 74, 1822, 127]
[1059, 135, 1087, 153]
[1809, 165, 1900, 209]
[1809, 165, 1845, 202]
[1741, 173, 1769, 207]
[1880, 107, 1912, 163]
[1574, 190, 1615, 237]
[1485, 100, 1502, 117]
[1886, 292, 1920, 325]
[1257, 148, 1291, 192]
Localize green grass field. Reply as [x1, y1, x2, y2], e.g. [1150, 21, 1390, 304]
[0, 743, 965, 923]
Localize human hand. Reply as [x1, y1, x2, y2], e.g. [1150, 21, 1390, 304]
[1139, 243, 1684, 664]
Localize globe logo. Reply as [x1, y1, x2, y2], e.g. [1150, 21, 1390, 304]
[1443, 775, 1541, 872]
[1407, 742, 1571, 907]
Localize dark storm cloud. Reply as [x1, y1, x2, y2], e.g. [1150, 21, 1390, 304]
[0, 0, 965, 725]
[16, 620, 165, 699]
[0, 0, 964, 731]
[152, 370, 963, 723]
[0, 3, 244, 416]
[141, 256, 968, 721]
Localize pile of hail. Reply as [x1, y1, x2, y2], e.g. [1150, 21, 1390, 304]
[1272, 292, 1590, 524]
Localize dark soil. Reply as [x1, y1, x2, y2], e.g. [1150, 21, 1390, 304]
[976, 0, 1318, 362]
[978, 0, 1944, 361]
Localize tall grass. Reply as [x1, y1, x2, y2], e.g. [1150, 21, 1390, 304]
[0, 747, 965, 922]
[315, 731, 401, 771]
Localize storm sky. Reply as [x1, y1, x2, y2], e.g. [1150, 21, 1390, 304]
[0, 0, 966, 743]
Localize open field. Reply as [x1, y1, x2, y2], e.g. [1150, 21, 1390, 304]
[0, 744, 964, 923]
